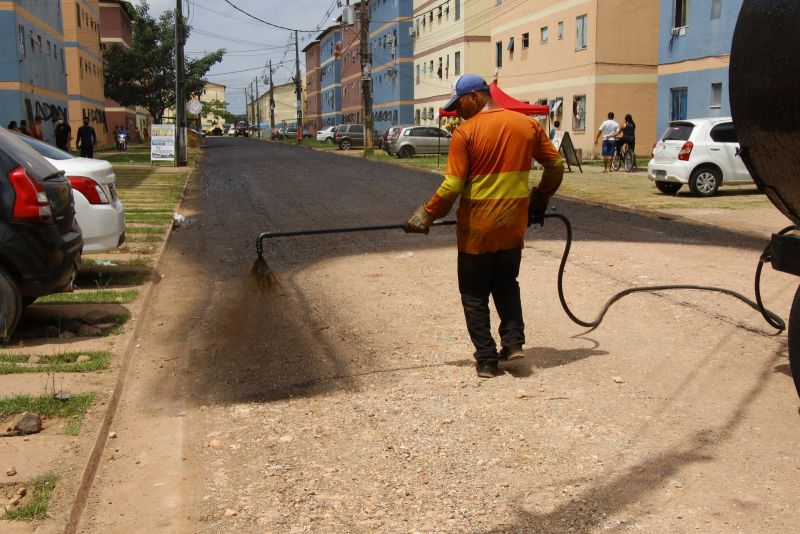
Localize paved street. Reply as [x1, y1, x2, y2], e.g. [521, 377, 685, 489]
[78, 137, 800, 533]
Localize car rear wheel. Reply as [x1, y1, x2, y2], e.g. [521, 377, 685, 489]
[0, 267, 21, 343]
[324, 137, 332, 144]
[398, 146, 415, 159]
[655, 181, 682, 195]
[689, 166, 721, 196]
[339, 139, 351, 150]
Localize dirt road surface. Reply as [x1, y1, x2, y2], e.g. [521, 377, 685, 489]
[78, 138, 800, 533]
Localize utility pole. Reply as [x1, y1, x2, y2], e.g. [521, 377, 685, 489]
[254, 77, 261, 139]
[175, 0, 187, 166]
[268, 60, 275, 138]
[359, 1, 373, 156]
[244, 88, 249, 125]
[294, 30, 303, 143]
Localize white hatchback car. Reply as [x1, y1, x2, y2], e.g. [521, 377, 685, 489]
[648, 117, 756, 196]
[16, 135, 125, 252]
[316, 126, 336, 143]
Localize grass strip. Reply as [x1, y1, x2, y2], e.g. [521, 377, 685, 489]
[2, 473, 59, 520]
[35, 289, 138, 305]
[82, 256, 152, 267]
[0, 392, 95, 436]
[0, 351, 111, 374]
[76, 268, 151, 287]
[126, 225, 168, 234]
[124, 235, 163, 243]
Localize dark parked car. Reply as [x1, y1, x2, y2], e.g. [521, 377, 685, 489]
[0, 127, 82, 341]
[334, 124, 381, 150]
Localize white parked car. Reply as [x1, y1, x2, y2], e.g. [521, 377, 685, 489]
[648, 117, 756, 197]
[227, 125, 236, 136]
[15, 135, 125, 252]
[316, 126, 337, 143]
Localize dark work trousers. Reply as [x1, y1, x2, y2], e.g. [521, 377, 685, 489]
[79, 144, 93, 158]
[457, 247, 525, 363]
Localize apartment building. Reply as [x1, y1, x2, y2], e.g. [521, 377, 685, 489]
[340, 8, 364, 125]
[63, 0, 107, 141]
[656, 0, 741, 136]
[319, 26, 343, 128]
[369, 0, 414, 133]
[100, 0, 138, 144]
[490, 0, 659, 158]
[199, 82, 226, 132]
[256, 79, 305, 130]
[412, 0, 492, 126]
[0, 1, 69, 143]
[303, 40, 322, 133]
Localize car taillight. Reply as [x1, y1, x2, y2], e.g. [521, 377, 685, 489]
[68, 176, 109, 204]
[8, 166, 53, 223]
[677, 141, 694, 161]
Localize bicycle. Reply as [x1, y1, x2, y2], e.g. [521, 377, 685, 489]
[611, 140, 637, 172]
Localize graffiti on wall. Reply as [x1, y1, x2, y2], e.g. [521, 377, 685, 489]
[24, 98, 68, 124]
[82, 108, 108, 133]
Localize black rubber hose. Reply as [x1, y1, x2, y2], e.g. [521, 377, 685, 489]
[543, 213, 791, 333]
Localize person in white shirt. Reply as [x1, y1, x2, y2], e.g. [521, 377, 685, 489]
[594, 112, 620, 172]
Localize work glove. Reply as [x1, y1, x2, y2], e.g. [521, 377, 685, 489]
[528, 190, 548, 227]
[404, 204, 434, 234]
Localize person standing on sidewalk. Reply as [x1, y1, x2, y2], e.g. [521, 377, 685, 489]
[29, 115, 45, 141]
[594, 112, 620, 172]
[54, 115, 72, 151]
[404, 74, 564, 378]
[76, 118, 97, 158]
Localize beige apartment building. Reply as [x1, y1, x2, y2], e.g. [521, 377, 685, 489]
[412, 0, 492, 125]
[490, 0, 659, 158]
[199, 82, 226, 132]
[255, 79, 306, 132]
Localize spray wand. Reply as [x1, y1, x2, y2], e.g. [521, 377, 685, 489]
[247, 213, 789, 334]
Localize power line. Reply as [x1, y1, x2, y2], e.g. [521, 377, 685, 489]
[222, 0, 323, 33]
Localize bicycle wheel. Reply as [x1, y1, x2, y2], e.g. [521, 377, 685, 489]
[610, 151, 621, 171]
[624, 149, 635, 172]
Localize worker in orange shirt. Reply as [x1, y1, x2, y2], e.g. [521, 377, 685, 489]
[404, 74, 564, 378]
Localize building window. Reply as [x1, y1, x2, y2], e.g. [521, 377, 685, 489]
[711, 0, 722, 20]
[558, 21, 564, 39]
[416, 64, 420, 84]
[455, 0, 461, 20]
[572, 95, 586, 130]
[18, 25, 25, 57]
[576, 15, 587, 50]
[710, 83, 722, 108]
[495, 41, 502, 68]
[507, 36, 514, 53]
[76, 5, 81, 27]
[670, 88, 688, 120]
[496, 0, 502, 5]
[673, 0, 688, 28]
[522, 32, 529, 48]
[415, 109, 420, 125]
[454, 51, 461, 75]
[429, 60, 434, 75]
[437, 57, 443, 78]
[540, 26, 549, 43]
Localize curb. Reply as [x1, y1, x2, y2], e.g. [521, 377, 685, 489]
[63, 162, 197, 534]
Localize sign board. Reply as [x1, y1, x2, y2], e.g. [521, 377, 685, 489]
[150, 124, 175, 162]
[558, 131, 582, 173]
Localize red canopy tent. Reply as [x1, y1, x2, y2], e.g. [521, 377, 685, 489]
[438, 82, 549, 117]
[488, 81, 550, 116]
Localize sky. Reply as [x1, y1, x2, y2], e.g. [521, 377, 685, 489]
[147, 0, 342, 114]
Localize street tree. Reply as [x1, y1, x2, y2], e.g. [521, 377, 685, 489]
[103, 1, 224, 123]
[199, 98, 233, 125]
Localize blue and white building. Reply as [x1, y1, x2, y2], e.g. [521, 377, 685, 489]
[656, 0, 742, 135]
[369, 0, 414, 133]
[0, 0, 68, 141]
[319, 26, 342, 128]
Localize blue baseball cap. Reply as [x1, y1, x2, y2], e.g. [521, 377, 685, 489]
[442, 74, 491, 112]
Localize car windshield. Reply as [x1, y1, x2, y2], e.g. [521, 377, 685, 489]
[12, 132, 75, 160]
[661, 123, 694, 141]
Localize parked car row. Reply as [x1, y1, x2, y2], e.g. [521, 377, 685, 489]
[0, 126, 126, 341]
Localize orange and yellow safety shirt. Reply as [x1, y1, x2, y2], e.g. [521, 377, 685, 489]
[424, 108, 563, 254]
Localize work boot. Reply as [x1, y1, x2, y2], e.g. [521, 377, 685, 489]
[476, 360, 504, 378]
[499, 344, 524, 362]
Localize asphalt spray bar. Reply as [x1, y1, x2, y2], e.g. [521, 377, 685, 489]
[247, 212, 789, 335]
